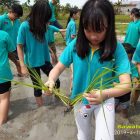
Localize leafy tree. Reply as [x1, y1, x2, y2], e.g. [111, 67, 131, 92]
[114, 0, 123, 14]
[0, 0, 20, 7]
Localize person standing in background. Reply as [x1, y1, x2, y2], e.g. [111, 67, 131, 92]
[0, 4, 23, 75]
[124, 8, 140, 52]
[49, 0, 63, 29]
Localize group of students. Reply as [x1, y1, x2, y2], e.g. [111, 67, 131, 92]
[0, 0, 140, 140]
[115, 7, 140, 118]
[0, 0, 78, 125]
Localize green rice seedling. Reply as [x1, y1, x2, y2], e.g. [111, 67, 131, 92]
[70, 66, 118, 106]
[10, 68, 71, 106]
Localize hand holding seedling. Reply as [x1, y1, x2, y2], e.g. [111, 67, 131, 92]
[83, 90, 107, 105]
[44, 80, 55, 96]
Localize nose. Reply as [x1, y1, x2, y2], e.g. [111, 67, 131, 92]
[90, 35, 98, 40]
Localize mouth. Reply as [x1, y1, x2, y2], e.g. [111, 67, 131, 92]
[91, 40, 99, 44]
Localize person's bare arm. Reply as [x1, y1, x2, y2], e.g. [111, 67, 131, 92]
[45, 62, 66, 93]
[48, 62, 66, 82]
[136, 63, 140, 75]
[8, 52, 21, 74]
[8, 52, 19, 66]
[59, 29, 66, 39]
[17, 44, 28, 76]
[84, 74, 131, 105]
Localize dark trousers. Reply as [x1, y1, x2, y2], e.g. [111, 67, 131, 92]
[115, 92, 131, 103]
[50, 20, 63, 29]
[28, 61, 60, 97]
[122, 43, 135, 55]
[13, 50, 19, 60]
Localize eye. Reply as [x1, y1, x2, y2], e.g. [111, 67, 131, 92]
[84, 29, 91, 33]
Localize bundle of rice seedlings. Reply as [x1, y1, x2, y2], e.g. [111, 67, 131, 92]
[11, 68, 71, 106]
[70, 66, 119, 106]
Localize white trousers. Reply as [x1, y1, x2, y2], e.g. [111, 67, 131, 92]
[74, 98, 115, 140]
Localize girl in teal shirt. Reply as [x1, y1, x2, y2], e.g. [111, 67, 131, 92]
[65, 8, 79, 45]
[45, 0, 131, 139]
[47, 24, 65, 64]
[124, 8, 140, 50]
[49, 0, 63, 29]
[132, 42, 140, 106]
[0, 30, 19, 125]
[17, 0, 60, 107]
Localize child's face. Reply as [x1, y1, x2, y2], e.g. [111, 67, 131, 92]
[9, 11, 19, 20]
[73, 12, 79, 20]
[84, 28, 106, 46]
[130, 14, 134, 21]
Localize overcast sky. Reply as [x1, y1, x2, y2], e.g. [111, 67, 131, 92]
[19, 0, 139, 8]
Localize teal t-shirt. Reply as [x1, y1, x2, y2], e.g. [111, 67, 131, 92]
[49, 1, 56, 22]
[124, 20, 140, 48]
[66, 18, 76, 45]
[131, 63, 139, 78]
[132, 43, 140, 63]
[47, 25, 60, 44]
[59, 39, 131, 104]
[0, 13, 20, 49]
[17, 21, 50, 68]
[0, 30, 15, 83]
[114, 62, 138, 84]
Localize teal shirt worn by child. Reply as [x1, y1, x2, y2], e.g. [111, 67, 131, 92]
[0, 13, 21, 49]
[131, 63, 139, 78]
[114, 62, 138, 84]
[124, 20, 140, 48]
[47, 25, 60, 44]
[17, 21, 50, 68]
[66, 18, 76, 45]
[49, 1, 56, 22]
[0, 30, 15, 83]
[59, 39, 131, 105]
[133, 43, 140, 63]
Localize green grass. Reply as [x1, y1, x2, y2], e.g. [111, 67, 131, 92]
[55, 33, 66, 46]
[115, 15, 131, 23]
[115, 23, 128, 35]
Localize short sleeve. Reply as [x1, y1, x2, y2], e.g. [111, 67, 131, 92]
[114, 42, 131, 75]
[17, 22, 26, 45]
[132, 43, 140, 63]
[0, 16, 3, 29]
[59, 39, 76, 67]
[49, 25, 60, 33]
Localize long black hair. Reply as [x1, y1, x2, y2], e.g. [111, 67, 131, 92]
[76, 0, 117, 61]
[66, 8, 79, 27]
[28, 0, 52, 42]
[131, 8, 140, 18]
